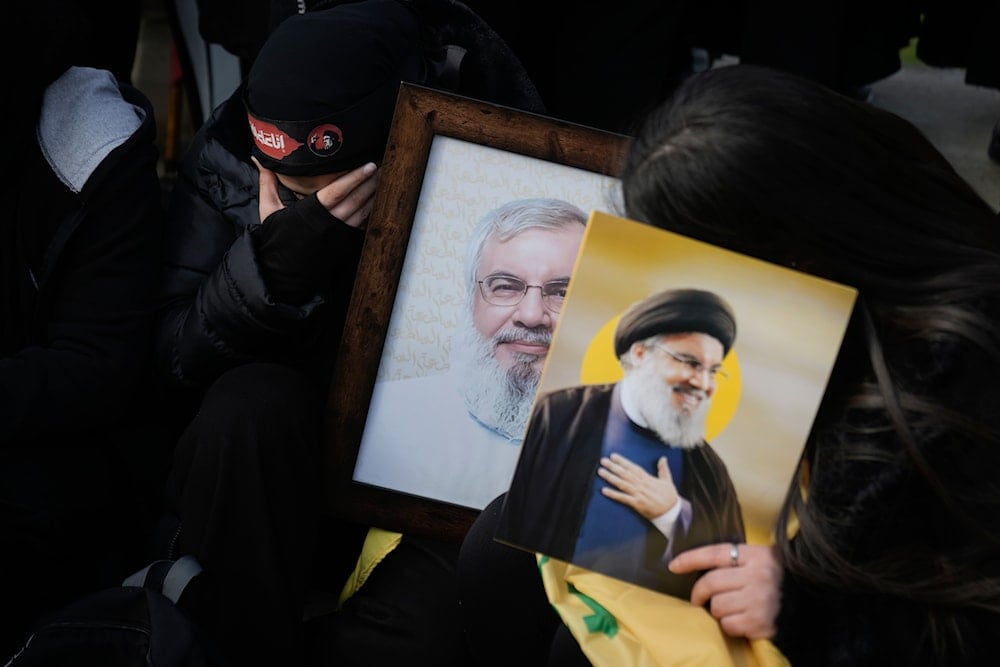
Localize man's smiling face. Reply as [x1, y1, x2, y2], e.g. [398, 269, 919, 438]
[471, 225, 585, 374]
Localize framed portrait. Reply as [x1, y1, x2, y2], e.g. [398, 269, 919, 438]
[494, 211, 859, 599]
[323, 83, 632, 542]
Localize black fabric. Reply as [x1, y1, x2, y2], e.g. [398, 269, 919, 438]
[195, 0, 272, 67]
[306, 535, 471, 665]
[1, 67, 167, 658]
[246, 0, 422, 107]
[408, 0, 545, 115]
[6, 561, 210, 667]
[468, 0, 919, 128]
[0, 433, 168, 660]
[463, 0, 695, 133]
[251, 193, 364, 305]
[0, 203, 16, 348]
[774, 568, 1000, 667]
[11, 2, 90, 103]
[735, 2, 916, 94]
[917, 0, 1000, 89]
[156, 97, 362, 390]
[549, 625, 594, 667]
[613, 288, 737, 358]
[1, 139, 53, 353]
[458, 494, 567, 666]
[4, 81, 163, 442]
[243, 0, 546, 175]
[164, 362, 364, 665]
[77, 0, 143, 84]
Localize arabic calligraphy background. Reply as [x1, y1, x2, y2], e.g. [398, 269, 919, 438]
[539, 212, 859, 540]
[375, 136, 621, 381]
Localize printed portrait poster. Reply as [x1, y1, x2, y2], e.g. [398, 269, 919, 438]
[350, 136, 621, 510]
[495, 210, 858, 600]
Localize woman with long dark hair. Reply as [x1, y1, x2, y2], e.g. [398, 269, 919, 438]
[459, 64, 1000, 666]
[619, 63, 1000, 665]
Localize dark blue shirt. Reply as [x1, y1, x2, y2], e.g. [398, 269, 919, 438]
[573, 384, 685, 586]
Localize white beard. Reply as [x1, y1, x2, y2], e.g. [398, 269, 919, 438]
[455, 317, 549, 440]
[626, 358, 712, 449]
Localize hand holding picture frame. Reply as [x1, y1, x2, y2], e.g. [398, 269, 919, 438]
[322, 83, 631, 542]
[494, 211, 859, 600]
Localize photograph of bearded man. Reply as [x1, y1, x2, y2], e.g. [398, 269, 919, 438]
[353, 198, 587, 509]
[496, 288, 746, 599]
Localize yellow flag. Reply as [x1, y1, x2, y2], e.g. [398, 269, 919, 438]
[539, 555, 790, 667]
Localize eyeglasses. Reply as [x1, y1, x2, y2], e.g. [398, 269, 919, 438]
[477, 275, 570, 312]
[651, 344, 728, 380]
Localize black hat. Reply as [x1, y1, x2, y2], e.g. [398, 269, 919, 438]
[244, 0, 426, 176]
[614, 288, 737, 358]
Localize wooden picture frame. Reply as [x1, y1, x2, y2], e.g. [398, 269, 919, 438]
[323, 82, 631, 543]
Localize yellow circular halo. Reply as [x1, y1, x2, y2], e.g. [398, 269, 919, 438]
[579, 315, 741, 441]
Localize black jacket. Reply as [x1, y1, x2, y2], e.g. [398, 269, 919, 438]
[155, 89, 362, 390]
[155, 0, 544, 391]
[2, 67, 163, 445]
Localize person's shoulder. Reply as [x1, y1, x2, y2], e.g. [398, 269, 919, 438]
[197, 85, 253, 162]
[178, 86, 250, 170]
[38, 66, 150, 193]
[174, 86, 257, 207]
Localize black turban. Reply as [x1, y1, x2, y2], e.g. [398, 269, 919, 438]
[244, 0, 426, 176]
[614, 288, 737, 358]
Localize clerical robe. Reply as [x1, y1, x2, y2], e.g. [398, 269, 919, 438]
[497, 383, 745, 599]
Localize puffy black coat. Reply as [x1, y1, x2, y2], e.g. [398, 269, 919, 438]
[155, 0, 544, 392]
[156, 91, 358, 390]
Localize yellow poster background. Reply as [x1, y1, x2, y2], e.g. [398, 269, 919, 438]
[536, 211, 858, 542]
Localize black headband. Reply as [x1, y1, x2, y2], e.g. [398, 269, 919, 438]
[245, 70, 411, 176]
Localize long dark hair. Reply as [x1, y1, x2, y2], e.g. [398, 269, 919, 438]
[621, 64, 1000, 658]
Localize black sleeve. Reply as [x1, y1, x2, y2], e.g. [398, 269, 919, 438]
[252, 193, 363, 305]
